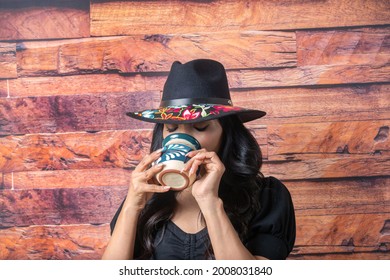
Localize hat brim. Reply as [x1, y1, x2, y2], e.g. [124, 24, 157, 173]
[126, 104, 266, 124]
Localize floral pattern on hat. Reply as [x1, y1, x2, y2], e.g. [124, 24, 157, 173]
[134, 104, 243, 122]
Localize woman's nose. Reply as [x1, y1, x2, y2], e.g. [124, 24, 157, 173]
[177, 125, 193, 136]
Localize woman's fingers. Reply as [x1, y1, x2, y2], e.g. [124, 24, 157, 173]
[184, 150, 218, 175]
[186, 148, 206, 159]
[143, 163, 164, 181]
[126, 149, 169, 210]
[127, 183, 170, 209]
[134, 149, 163, 172]
[184, 150, 206, 170]
[131, 180, 170, 194]
[142, 183, 171, 193]
[192, 154, 214, 175]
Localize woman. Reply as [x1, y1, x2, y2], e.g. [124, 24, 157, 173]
[102, 59, 295, 260]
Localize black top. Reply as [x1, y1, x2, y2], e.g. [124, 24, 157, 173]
[110, 176, 296, 260]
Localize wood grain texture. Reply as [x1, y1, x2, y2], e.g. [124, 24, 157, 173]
[1, 73, 165, 98]
[295, 214, 389, 249]
[1, 84, 388, 135]
[233, 84, 390, 124]
[0, 130, 153, 173]
[1, 0, 389, 260]
[227, 64, 390, 88]
[290, 177, 390, 259]
[2, 168, 131, 190]
[0, 186, 127, 227]
[15, 31, 296, 77]
[266, 155, 390, 181]
[0, 92, 158, 135]
[287, 178, 390, 216]
[0, 224, 109, 259]
[2, 64, 389, 98]
[297, 27, 390, 66]
[90, 0, 390, 35]
[289, 248, 389, 260]
[1, 178, 388, 259]
[1, 224, 388, 260]
[0, 128, 266, 174]
[0, 43, 17, 78]
[263, 120, 390, 180]
[0, 0, 90, 40]
[3, 172, 388, 215]
[267, 121, 390, 158]
[0, 80, 6, 97]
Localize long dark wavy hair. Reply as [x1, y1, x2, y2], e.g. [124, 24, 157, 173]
[135, 115, 264, 259]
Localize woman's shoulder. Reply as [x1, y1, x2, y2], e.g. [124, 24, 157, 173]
[246, 176, 296, 259]
[256, 176, 294, 214]
[261, 176, 291, 195]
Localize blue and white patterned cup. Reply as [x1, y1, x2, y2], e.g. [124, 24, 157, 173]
[155, 133, 201, 190]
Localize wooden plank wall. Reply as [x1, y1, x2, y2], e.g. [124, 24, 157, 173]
[0, 0, 389, 260]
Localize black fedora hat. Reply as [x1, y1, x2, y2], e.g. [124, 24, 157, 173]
[126, 59, 266, 124]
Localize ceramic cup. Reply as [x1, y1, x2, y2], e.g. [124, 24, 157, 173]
[154, 133, 201, 191]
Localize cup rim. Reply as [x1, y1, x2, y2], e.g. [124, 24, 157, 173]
[162, 133, 201, 149]
[159, 169, 190, 190]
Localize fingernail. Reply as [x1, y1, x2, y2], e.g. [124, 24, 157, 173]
[163, 186, 170, 190]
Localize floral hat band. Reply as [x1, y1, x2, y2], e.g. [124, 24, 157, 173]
[126, 59, 266, 124]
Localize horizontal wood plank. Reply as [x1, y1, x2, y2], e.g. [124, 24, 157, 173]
[287, 177, 390, 216]
[2, 66, 389, 99]
[267, 120, 390, 158]
[1, 73, 164, 97]
[0, 43, 17, 79]
[234, 84, 390, 125]
[293, 214, 390, 257]
[266, 155, 390, 181]
[90, 0, 390, 35]
[227, 64, 390, 89]
[0, 0, 90, 41]
[0, 130, 153, 173]
[0, 186, 127, 227]
[296, 214, 390, 247]
[0, 128, 267, 173]
[1, 84, 389, 135]
[0, 224, 109, 259]
[289, 248, 389, 260]
[297, 27, 390, 66]
[15, 31, 296, 77]
[0, 92, 158, 135]
[2, 168, 131, 190]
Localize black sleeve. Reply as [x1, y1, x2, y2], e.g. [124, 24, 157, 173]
[245, 176, 296, 260]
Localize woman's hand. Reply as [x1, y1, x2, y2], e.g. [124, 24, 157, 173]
[183, 149, 225, 207]
[125, 149, 170, 211]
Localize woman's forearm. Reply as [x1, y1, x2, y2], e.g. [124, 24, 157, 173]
[101, 203, 141, 260]
[200, 198, 262, 260]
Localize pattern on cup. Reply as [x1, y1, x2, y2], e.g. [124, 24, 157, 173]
[156, 144, 192, 164]
[155, 133, 201, 190]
